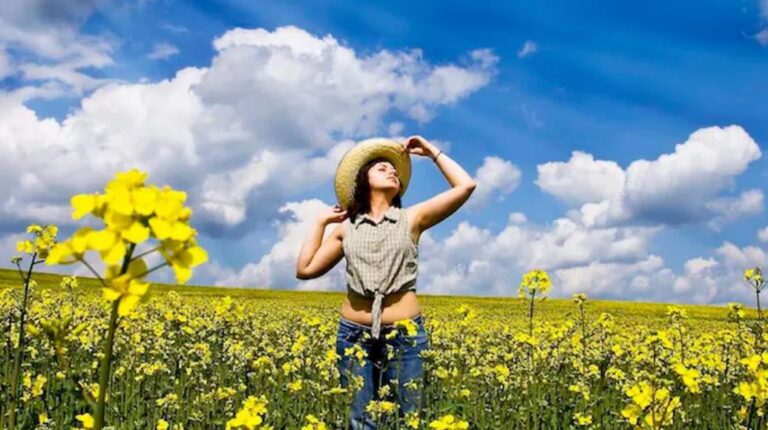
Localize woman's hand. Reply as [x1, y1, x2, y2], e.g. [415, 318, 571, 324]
[402, 135, 438, 158]
[317, 204, 348, 226]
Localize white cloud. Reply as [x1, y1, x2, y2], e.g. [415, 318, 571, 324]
[467, 156, 521, 208]
[398, 211, 662, 298]
[147, 42, 179, 60]
[706, 189, 764, 230]
[756, 28, 768, 46]
[417, 212, 766, 304]
[0, 25, 496, 236]
[536, 151, 625, 205]
[0, 0, 115, 94]
[0, 48, 13, 78]
[553, 256, 670, 298]
[517, 41, 538, 58]
[538, 126, 762, 228]
[508, 212, 527, 224]
[216, 199, 347, 291]
[203, 196, 766, 305]
[759, 226, 768, 242]
[624, 126, 761, 224]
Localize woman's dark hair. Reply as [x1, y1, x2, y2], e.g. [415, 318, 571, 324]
[347, 157, 402, 223]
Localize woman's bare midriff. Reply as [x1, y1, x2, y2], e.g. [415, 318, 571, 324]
[340, 289, 422, 325]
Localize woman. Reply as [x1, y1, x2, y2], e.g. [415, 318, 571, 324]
[296, 135, 476, 429]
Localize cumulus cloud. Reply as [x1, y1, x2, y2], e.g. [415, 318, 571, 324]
[398, 211, 661, 298]
[706, 189, 764, 230]
[0, 25, 497, 239]
[537, 126, 762, 228]
[0, 0, 115, 94]
[185, 194, 765, 305]
[215, 199, 347, 291]
[466, 156, 521, 209]
[536, 151, 625, 206]
[508, 212, 527, 224]
[759, 226, 768, 242]
[413, 212, 766, 304]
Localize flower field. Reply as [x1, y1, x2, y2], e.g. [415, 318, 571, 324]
[2, 169, 767, 429]
[2, 267, 768, 429]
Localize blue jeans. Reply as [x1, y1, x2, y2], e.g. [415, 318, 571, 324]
[336, 314, 430, 430]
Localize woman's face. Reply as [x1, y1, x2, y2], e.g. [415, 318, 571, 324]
[367, 161, 400, 195]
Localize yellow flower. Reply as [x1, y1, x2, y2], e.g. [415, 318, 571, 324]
[625, 381, 653, 409]
[394, 318, 418, 336]
[728, 302, 746, 320]
[365, 400, 398, 421]
[132, 186, 159, 215]
[72, 193, 98, 220]
[405, 411, 420, 429]
[673, 363, 701, 393]
[573, 412, 592, 426]
[620, 404, 642, 425]
[53, 169, 207, 287]
[572, 293, 588, 305]
[300, 415, 328, 430]
[102, 259, 151, 316]
[745, 267, 764, 285]
[76, 413, 95, 429]
[287, 380, 303, 392]
[226, 395, 270, 430]
[31, 375, 46, 397]
[157, 419, 170, 430]
[518, 269, 552, 297]
[16, 240, 34, 253]
[166, 248, 206, 285]
[428, 414, 469, 430]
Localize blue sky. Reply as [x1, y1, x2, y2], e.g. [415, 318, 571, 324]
[0, 0, 766, 305]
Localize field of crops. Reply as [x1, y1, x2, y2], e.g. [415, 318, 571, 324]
[2, 169, 768, 430]
[2, 266, 767, 429]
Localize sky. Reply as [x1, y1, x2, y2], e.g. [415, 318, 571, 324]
[1, 0, 767, 305]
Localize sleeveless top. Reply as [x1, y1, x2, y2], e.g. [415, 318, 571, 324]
[342, 205, 419, 339]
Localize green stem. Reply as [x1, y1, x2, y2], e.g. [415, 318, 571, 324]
[94, 299, 120, 429]
[7, 252, 37, 430]
[93, 243, 136, 429]
[528, 291, 535, 337]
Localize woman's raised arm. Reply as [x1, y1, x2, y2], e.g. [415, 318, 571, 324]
[402, 136, 477, 233]
[296, 207, 347, 280]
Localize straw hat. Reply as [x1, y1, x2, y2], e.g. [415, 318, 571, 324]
[334, 138, 412, 210]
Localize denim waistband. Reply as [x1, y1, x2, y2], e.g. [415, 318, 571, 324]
[339, 313, 423, 331]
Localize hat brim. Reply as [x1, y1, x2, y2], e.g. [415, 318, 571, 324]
[334, 138, 412, 210]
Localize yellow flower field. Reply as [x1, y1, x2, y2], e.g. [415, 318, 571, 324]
[2, 169, 767, 429]
[1, 267, 767, 429]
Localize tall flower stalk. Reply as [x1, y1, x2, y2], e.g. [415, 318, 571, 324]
[6, 224, 58, 429]
[45, 169, 208, 429]
[518, 269, 551, 337]
[745, 267, 765, 320]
